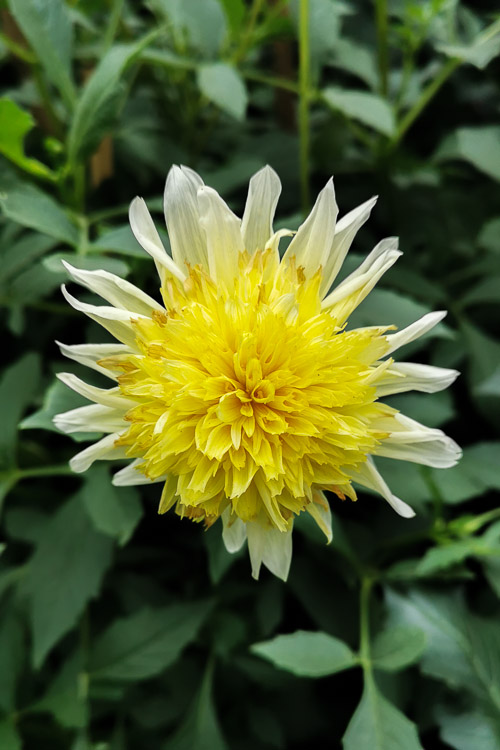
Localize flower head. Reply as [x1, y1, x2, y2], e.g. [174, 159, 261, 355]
[55, 166, 460, 580]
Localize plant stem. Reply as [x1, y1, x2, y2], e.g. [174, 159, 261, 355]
[392, 57, 460, 146]
[298, 0, 311, 214]
[102, 0, 125, 54]
[359, 576, 374, 679]
[375, 0, 389, 97]
[233, 0, 266, 63]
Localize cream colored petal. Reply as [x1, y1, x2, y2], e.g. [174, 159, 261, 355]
[306, 490, 332, 543]
[54, 403, 126, 434]
[69, 432, 128, 473]
[375, 362, 459, 397]
[61, 285, 144, 348]
[62, 261, 163, 315]
[163, 165, 208, 269]
[384, 311, 447, 356]
[197, 185, 244, 286]
[246, 521, 293, 581]
[129, 197, 186, 282]
[282, 178, 338, 278]
[221, 507, 247, 553]
[322, 238, 401, 320]
[56, 341, 131, 380]
[321, 196, 378, 296]
[241, 166, 282, 253]
[350, 457, 416, 518]
[112, 460, 164, 486]
[56, 372, 132, 409]
[373, 413, 461, 468]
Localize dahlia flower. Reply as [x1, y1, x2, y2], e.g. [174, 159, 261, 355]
[55, 166, 460, 580]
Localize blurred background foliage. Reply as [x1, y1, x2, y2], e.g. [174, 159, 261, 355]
[1, 0, 500, 748]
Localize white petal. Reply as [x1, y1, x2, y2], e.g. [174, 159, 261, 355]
[322, 237, 401, 320]
[221, 507, 247, 553]
[163, 165, 208, 269]
[350, 457, 416, 518]
[306, 490, 332, 543]
[321, 196, 378, 296]
[282, 178, 338, 278]
[246, 521, 293, 581]
[375, 362, 459, 397]
[62, 261, 163, 315]
[241, 166, 282, 253]
[112, 460, 164, 486]
[69, 433, 127, 473]
[129, 197, 186, 282]
[197, 185, 244, 286]
[61, 285, 144, 348]
[57, 341, 131, 380]
[56, 372, 132, 409]
[373, 413, 461, 468]
[54, 403, 126, 433]
[384, 311, 447, 355]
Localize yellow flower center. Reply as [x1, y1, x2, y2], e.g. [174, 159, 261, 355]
[106, 249, 391, 530]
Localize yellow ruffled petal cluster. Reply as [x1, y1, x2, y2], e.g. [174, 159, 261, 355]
[106, 248, 392, 531]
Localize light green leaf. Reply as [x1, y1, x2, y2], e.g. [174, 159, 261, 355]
[372, 625, 426, 672]
[438, 711, 500, 750]
[435, 127, 500, 182]
[417, 539, 497, 576]
[439, 33, 500, 70]
[343, 680, 424, 750]
[218, 0, 245, 33]
[68, 43, 148, 164]
[323, 87, 395, 136]
[0, 719, 22, 750]
[0, 233, 57, 284]
[0, 183, 79, 245]
[348, 288, 432, 332]
[0, 98, 55, 180]
[8, 0, 75, 109]
[291, 0, 346, 65]
[22, 495, 114, 667]
[387, 391, 455, 428]
[197, 63, 247, 120]
[89, 600, 212, 681]
[157, 0, 227, 57]
[0, 352, 40, 471]
[90, 224, 145, 258]
[81, 466, 143, 546]
[329, 38, 378, 90]
[164, 661, 228, 750]
[251, 630, 356, 677]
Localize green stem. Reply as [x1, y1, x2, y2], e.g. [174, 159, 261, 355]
[392, 57, 460, 146]
[232, 0, 266, 63]
[375, 0, 389, 97]
[359, 576, 374, 679]
[33, 67, 64, 140]
[16, 465, 74, 480]
[298, 0, 311, 215]
[242, 69, 300, 94]
[102, 0, 125, 53]
[421, 466, 445, 532]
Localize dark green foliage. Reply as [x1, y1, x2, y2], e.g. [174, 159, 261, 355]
[1, 1, 500, 747]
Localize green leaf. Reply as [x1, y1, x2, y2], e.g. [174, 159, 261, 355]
[291, 0, 346, 65]
[329, 38, 378, 90]
[43, 252, 129, 278]
[387, 391, 455, 428]
[31, 649, 88, 728]
[438, 33, 500, 70]
[218, 0, 245, 33]
[8, 0, 75, 109]
[68, 43, 148, 164]
[323, 87, 395, 136]
[164, 661, 228, 750]
[251, 630, 356, 677]
[22, 495, 114, 667]
[204, 525, 242, 584]
[343, 679, 424, 750]
[0, 352, 40, 471]
[89, 600, 212, 681]
[430, 442, 500, 504]
[438, 711, 500, 750]
[81, 466, 143, 546]
[478, 217, 500, 254]
[0, 610, 24, 712]
[372, 625, 427, 672]
[157, 0, 227, 57]
[197, 63, 247, 121]
[90, 224, 146, 258]
[0, 233, 57, 284]
[435, 127, 500, 182]
[0, 183, 79, 245]
[347, 288, 432, 332]
[0, 99, 55, 180]
[0, 719, 22, 750]
[417, 539, 496, 576]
